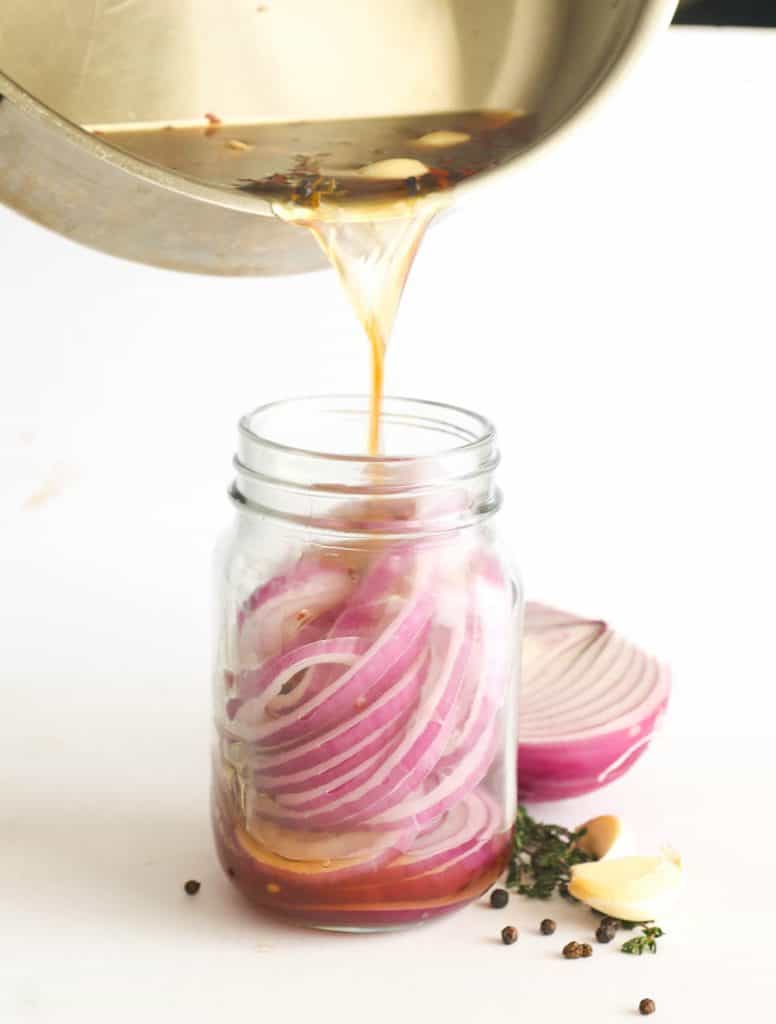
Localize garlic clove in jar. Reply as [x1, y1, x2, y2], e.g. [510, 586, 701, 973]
[576, 815, 632, 860]
[568, 849, 682, 922]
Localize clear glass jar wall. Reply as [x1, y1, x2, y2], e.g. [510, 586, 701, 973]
[212, 397, 521, 930]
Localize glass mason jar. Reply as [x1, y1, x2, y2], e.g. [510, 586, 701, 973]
[212, 396, 522, 931]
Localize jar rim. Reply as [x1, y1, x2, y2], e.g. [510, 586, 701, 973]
[233, 395, 500, 535]
[238, 394, 496, 466]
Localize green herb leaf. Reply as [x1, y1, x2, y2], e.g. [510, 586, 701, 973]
[621, 925, 665, 955]
[507, 805, 595, 900]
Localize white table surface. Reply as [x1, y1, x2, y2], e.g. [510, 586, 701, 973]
[2, 26, 776, 1022]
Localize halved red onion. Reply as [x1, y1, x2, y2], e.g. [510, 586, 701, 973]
[518, 603, 671, 800]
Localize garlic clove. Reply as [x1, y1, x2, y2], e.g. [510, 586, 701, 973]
[413, 130, 471, 148]
[576, 815, 631, 860]
[568, 852, 682, 922]
[356, 158, 430, 180]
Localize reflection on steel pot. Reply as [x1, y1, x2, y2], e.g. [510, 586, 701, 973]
[0, 1, 677, 275]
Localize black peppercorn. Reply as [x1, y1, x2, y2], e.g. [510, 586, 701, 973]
[596, 921, 617, 943]
[501, 926, 519, 946]
[540, 918, 557, 935]
[490, 888, 509, 909]
[184, 879, 201, 895]
[580, 943, 593, 958]
[562, 941, 582, 959]
[639, 998, 656, 1016]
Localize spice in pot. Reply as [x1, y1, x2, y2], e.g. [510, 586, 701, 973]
[184, 879, 201, 895]
[501, 926, 519, 946]
[540, 918, 557, 935]
[639, 998, 656, 1015]
[490, 888, 509, 909]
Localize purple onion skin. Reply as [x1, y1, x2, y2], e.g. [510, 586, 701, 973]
[518, 696, 670, 801]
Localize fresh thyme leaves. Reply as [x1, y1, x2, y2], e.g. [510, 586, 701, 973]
[622, 925, 665, 955]
[508, 808, 667, 959]
[506, 805, 595, 899]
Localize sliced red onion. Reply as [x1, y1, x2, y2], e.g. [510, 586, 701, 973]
[225, 637, 368, 742]
[367, 715, 500, 831]
[518, 603, 671, 800]
[234, 821, 416, 888]
[296, 545, 429, 701]
[245, 816, 415, 864]
[252, 716, 409, 796]
[247, 649, 429, 777]
[238, 562, 356, 667]
[250, 611, 472, 829]
[244, 578, 435, 750]
[216, 532, 518, 922]
[351, 789, 497, 884]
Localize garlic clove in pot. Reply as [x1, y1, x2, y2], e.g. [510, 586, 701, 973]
[356, 158, 430, 180]
[575, 815, 632, 860]
[568, 849, 682, 922]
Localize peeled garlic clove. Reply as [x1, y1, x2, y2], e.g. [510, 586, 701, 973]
[576, 815, 631, 860]
[413, 130, 471, 148]
[568, 851, 682, 922]
[357, 158, 430, 180]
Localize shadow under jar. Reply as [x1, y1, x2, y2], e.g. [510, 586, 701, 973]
[212, 396, 522, 931]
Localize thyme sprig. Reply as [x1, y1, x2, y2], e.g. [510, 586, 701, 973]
[506, 805, 595, 899]
[622, 925, 665, 955]
[508, 808, 666, 955]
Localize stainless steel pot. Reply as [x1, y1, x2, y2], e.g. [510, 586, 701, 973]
[0, 1, 677, 276]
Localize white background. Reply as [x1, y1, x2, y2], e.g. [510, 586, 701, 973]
[1, 27, 775, 1022]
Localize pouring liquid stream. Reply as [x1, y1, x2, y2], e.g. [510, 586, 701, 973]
[93, 110, 535, 454]
[303, 209, 439, 455]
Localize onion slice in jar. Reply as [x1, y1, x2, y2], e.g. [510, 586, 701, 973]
[224, 637, 369, 741]
[246, 816, 415, 864]
[238, 562, 356, 666]
[235, 822, 416, 888]
[356, 789, 498, 883]
[518, 603, 671, 800]
[248, 648, 430, 777]
[250, 610, 472, 829]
